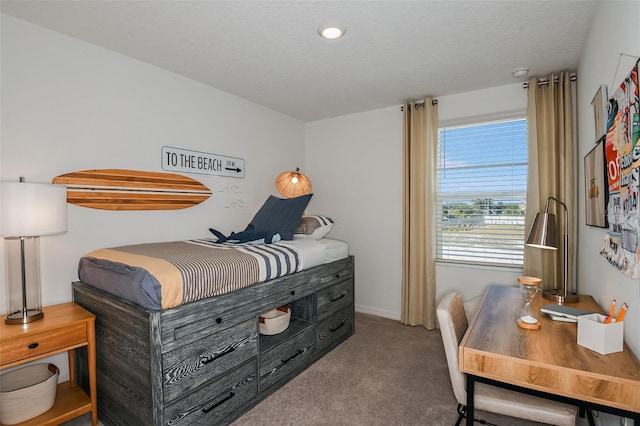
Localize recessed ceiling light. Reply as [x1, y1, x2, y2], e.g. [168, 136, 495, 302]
[318, 26, 346, 40]
[512, 68, 529, 78]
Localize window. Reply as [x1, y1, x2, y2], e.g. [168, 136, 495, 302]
[436, 118, 527, 266]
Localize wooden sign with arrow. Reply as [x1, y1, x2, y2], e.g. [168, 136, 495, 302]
[161, 146, 245, 178]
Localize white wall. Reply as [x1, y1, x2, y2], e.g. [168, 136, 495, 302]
[576, 1, 640, 358]
[1, 15, 306, 379]
[306, 84, 527, 320]
[306, 106, 403, 319]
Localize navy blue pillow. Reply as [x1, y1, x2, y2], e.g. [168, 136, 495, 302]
[247, 194, 312, 240]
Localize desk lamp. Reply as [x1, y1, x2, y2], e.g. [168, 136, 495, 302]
[1, 178, 67, 324]
[526, 196, 578, 303]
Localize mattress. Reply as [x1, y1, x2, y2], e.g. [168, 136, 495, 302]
[77, 238, 348, 311]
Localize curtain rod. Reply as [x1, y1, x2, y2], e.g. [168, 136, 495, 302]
[522, 74, 577, 89]
[400, 99, 438, 111]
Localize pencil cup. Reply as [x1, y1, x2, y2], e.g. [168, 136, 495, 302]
[577, 313, 623, 355]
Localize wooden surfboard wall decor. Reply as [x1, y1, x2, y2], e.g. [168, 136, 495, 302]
[52, 169, 212, 210]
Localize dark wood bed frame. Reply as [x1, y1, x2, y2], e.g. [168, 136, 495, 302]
[72, 256, 354, 425]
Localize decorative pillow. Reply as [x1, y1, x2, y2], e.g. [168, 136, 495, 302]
[293, 215, 335, 240]
[247, 194, 313, 240]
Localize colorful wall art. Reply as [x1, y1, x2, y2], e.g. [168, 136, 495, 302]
[600, 59, 640, 279]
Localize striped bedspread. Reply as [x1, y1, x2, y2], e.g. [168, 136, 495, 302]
[79, 238, 301, 310]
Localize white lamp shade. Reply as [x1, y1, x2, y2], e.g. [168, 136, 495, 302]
[1, 182, 68, 237]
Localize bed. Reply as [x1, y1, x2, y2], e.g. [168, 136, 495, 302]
[77, 237, 349, 311]
[71, 201, 355, 426]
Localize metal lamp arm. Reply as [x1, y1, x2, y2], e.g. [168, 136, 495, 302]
[546, 196, 570, 300]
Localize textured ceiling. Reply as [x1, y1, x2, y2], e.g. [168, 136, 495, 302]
[1, 1, 598, 122]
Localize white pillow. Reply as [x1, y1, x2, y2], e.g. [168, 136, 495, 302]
[293, 215, 335, 240]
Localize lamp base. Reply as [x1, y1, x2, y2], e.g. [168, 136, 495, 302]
[542, 290, 579, 304]
[5, 309, 44, 325]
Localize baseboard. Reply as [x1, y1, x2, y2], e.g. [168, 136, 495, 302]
[355, 304, 400, 321]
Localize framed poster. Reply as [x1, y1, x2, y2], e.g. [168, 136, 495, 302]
[584, 136, 608, 227]
[591, 85, 608, 138]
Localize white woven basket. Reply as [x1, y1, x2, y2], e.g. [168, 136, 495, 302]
[259, 306, 291, 335]
[0, 363, 59, 425]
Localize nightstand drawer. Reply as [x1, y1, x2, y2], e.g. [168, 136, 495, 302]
[0, 322, 87, 366]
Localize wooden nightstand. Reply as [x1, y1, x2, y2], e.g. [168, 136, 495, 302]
[0, 302, 97, 426]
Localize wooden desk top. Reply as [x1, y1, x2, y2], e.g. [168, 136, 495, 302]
[460, 285, 640, 413]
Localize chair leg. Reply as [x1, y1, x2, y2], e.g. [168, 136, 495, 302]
[455, 404, 466, 426]
[579, 407, 597, 426]
[455, 404, 499, 426]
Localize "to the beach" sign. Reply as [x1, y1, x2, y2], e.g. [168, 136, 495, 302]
[161, 146, 245, 178]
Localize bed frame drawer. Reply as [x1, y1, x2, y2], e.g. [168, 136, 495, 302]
[164, 360, 258, 426]
[316, 306, 354, 355]
[259, 325, 315, 391]
[317, 278, 354, 321]
[162, 319, 258, 403]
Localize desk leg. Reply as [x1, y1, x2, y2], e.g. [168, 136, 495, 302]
[466, 375, 475, 426]
[88, 320, 98, 426]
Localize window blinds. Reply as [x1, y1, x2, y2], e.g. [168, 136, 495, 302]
[436, 118, 528, 266]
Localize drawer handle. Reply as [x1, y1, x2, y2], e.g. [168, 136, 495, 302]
[290, 290, 295, 296]
[335, 273, 341, 278]
[28, 342, 39, 349]
[281, 349, 304, 364]
[215, 317, 223, 324]
[202, 347, 235, 365]
[330, 320, 346, 332]
[330, 290, 347, 302]
[202, 392, 235, 413]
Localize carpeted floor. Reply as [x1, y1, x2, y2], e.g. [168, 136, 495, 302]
[65, 312, 591, 426]
[233, 313, 590, 426]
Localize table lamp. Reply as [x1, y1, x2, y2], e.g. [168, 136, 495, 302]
[526, 196, 578, 303]
[1, 179, 67, 324]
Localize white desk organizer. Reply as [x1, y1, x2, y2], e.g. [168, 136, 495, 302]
[577, 313, 623, 355]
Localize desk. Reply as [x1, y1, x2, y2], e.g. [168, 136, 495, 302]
[459, 285, 640, 426]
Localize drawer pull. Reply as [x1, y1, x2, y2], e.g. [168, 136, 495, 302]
[330, 320, 346, 332]
[28, 342, 39, 349]
[202, 347, 235, 365]
[290, 290, 295, 296]
[335, 273, 340, 278]
[281, 349, 304, 364]
[202, 392, 235, 413]
[330, 291, 347, 302]
[215, 317, 223, 324]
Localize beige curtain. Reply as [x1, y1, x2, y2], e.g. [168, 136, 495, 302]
[524, 73, 575, 293]
[401, 99, 438, 330]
